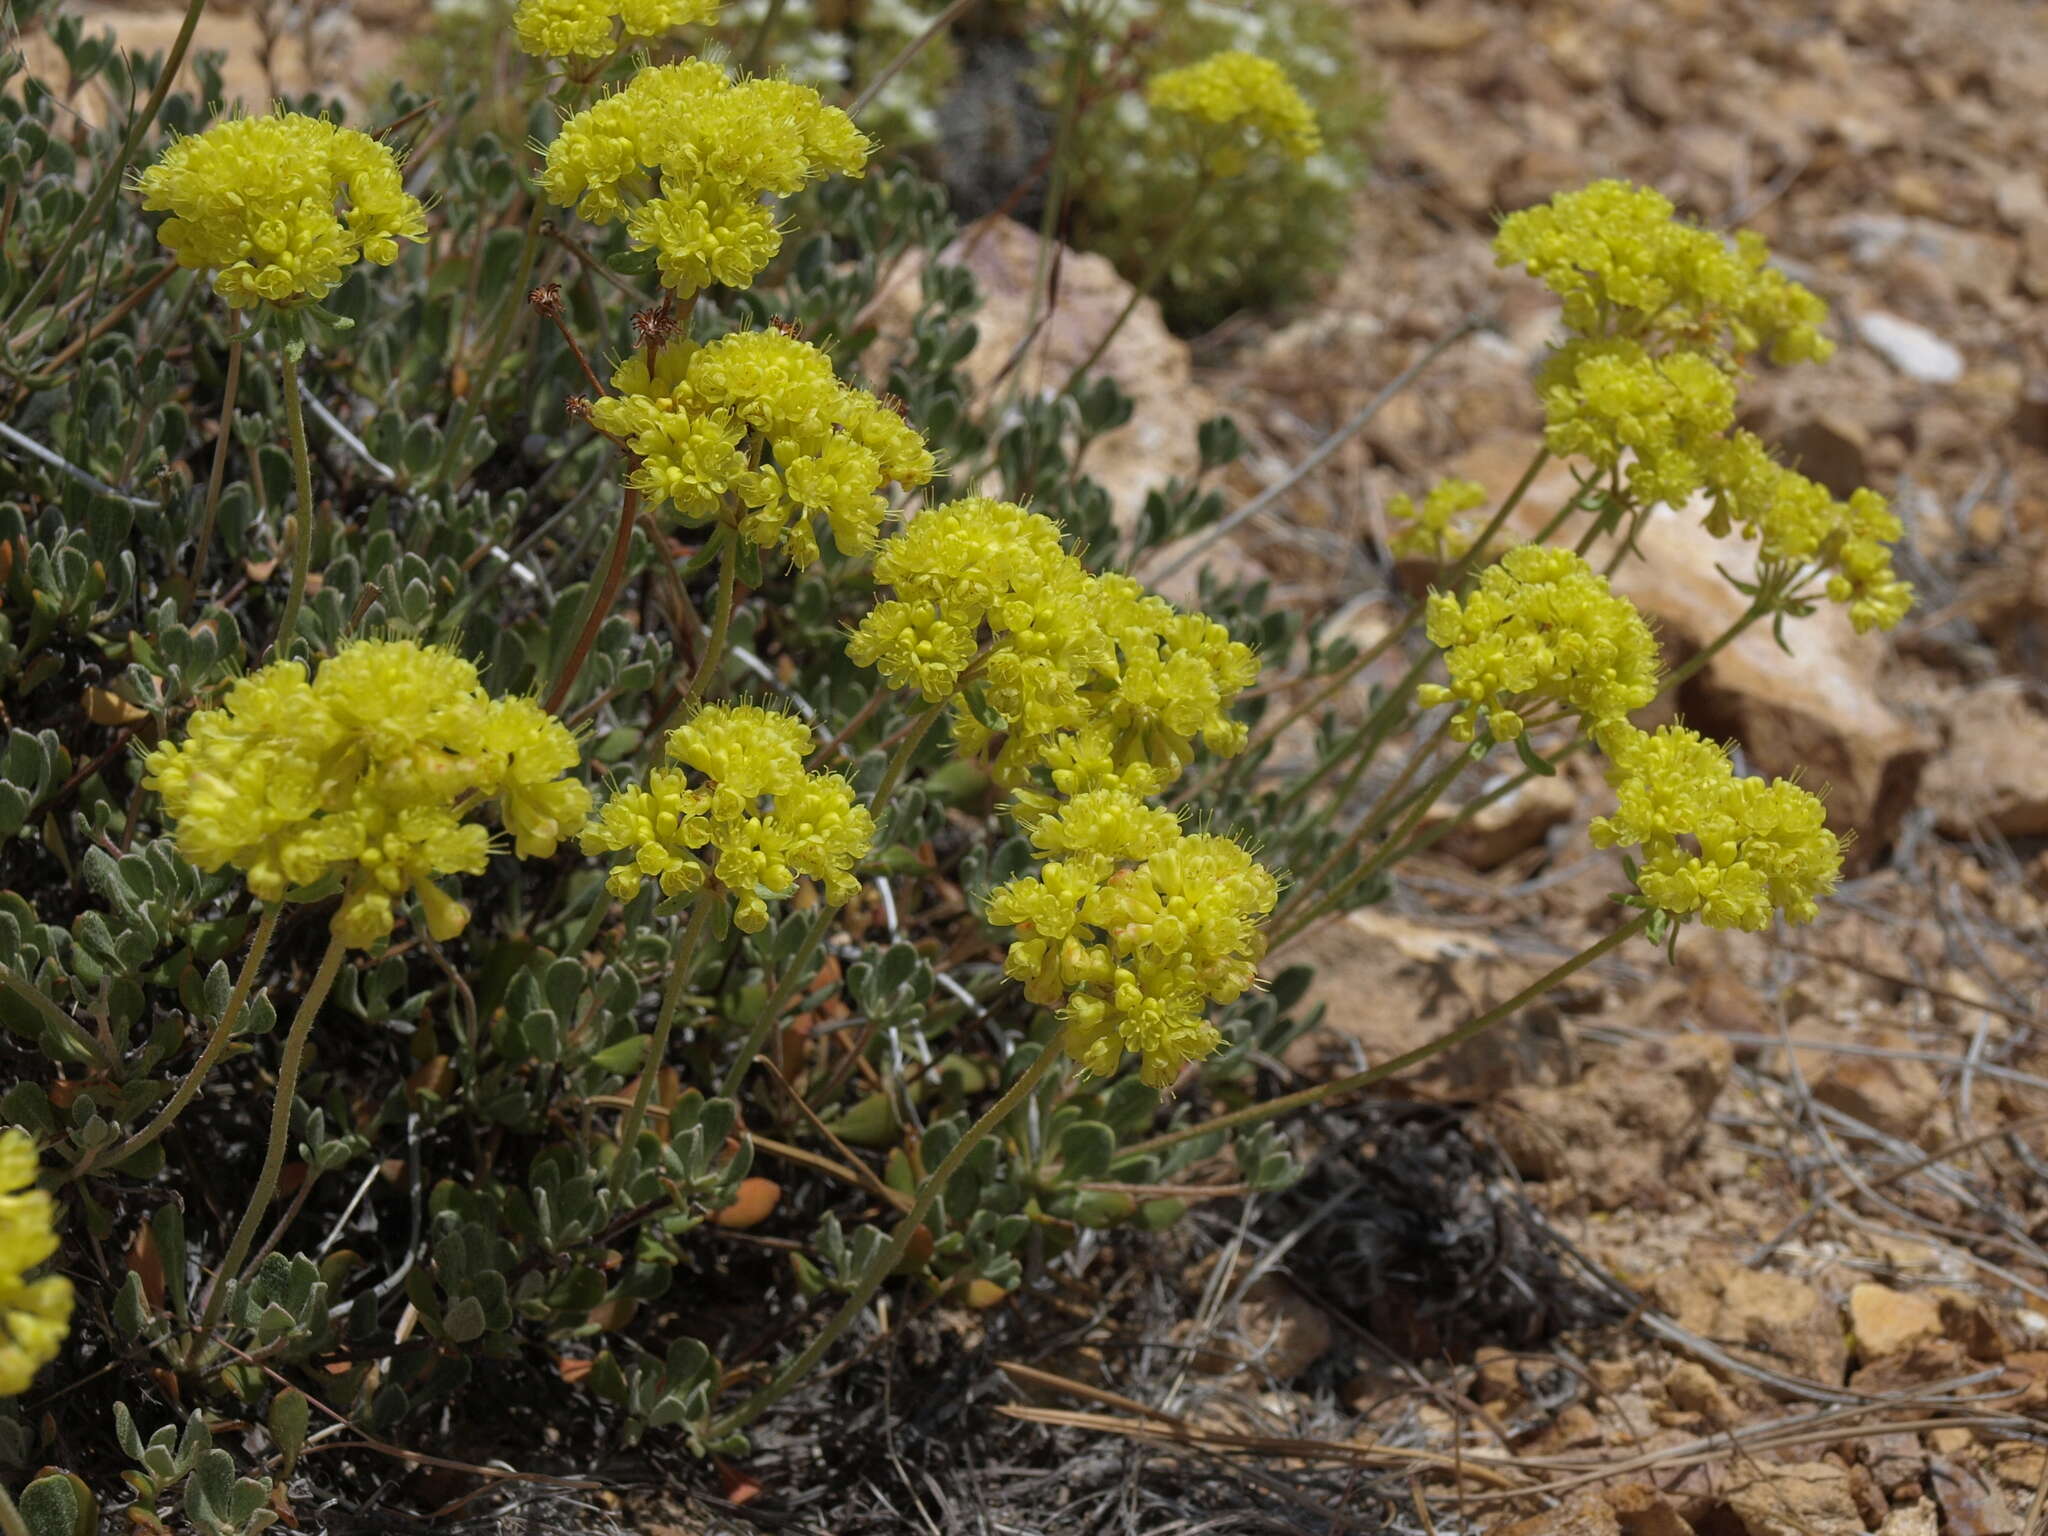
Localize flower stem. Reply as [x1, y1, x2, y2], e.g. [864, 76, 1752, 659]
[1277, 717, 1457, 931]
[185, 336, 242, 605]
[1659, 597, 1768, 695]
[708, 1046, 1063, 1440]
[1446, 447, 1550, 583]
[0, 1484, 29, 1536]
[92, 904, 280, 1175]
[272, 348, 317, 658]
[1127, 913, 1651, 1158]
[434, 201, 547, 490]
[1062, 188, 1204, 396]
[680, 527, 739, 713]
[544, 487, 641, 716]
[608, 893, 716, 1204]
[186, 929, 347, 1370]
[716, 691, 948, 1099]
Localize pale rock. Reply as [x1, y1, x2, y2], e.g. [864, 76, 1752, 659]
[1605, 1483, 1697, 1536]
[1811, 1032, 1943, 1139]
[1500, 1494, 1623, 1536]
[1653, 1262, 1849, 1388]
[1663, 1360, 1741, 1426]
[1486, 1035, 1734, 1209]
[1455, 435, 1931, 857]
[1177, 1255, 1332, 1381]
[1922, 685, 2048, 837]
[1423, 771, 1579, 869]
[1283, 908, 1559, 1099]
[1878, 1500, 1940, 1536]
[1849, 1282, 1945, 1358]
[1858, 310, 1965, 383]
[1720, 1461, 1867, 1536]
[860, 216, 1212, 530]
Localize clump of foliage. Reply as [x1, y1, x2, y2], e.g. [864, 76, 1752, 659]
[1058, 0, 1380, 329]
[0, 0, 1907, 1524]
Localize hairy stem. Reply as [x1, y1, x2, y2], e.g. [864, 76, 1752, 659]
[186, 929, 347, 1369]
[185, 336, 242, 602]
[544, 487, 640, 715]
[1128, 914, 1651, 1158]
[272, 348, 317, 657]
[608, 893, 716, 1204]
[94, 904, 281, 1174]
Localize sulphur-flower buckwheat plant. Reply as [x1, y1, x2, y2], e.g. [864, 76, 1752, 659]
[1387, 477, 1489, 562]
[1591, 723, 1841, 932]
[986, 790, 1279, 1089]
[541, 60, 872, 296]
[514, 0, 715, 59]
[0, 1131, 72, 1397]
[143, 638, 590, 949]
[1415, 545, 1661, 743]
[850, 499, 1260, 799]
[581, 703, 873, 931]
[136, 112, 428, 309]
[10, 0, 1939, 1483]
[589, 329, 934, 561]
[1146, 49, 1323, 175]
[1494, 180, 1913, 638]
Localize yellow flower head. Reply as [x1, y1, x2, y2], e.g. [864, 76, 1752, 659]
[1591, 723, 1841, 931]
[580, 703, 873, 929]
[1147, 50, 1323, 176]
[1494, 180, 1831, 365]
[849, 502, 1260, 793]
[1699, 433, 1914, 632]
[0, 1131, 72, 1397]
[541, 61, 872, 295]
[1536, 339, 1737, 509]
[986, 799, 1278, 1090]
[1416, 545, 1660, 743]
[514, 0, 715, 58]
[137, 112, 427, 308]
[1388, 478, 1489, 562]
[590, 331, 933, 559]
[143, 639, 590, 949]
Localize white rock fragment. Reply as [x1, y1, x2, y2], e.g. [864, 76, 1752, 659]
[1857, 310, 1964, 383]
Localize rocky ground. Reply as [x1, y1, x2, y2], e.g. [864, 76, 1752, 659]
[33, 0, 2048, 1530]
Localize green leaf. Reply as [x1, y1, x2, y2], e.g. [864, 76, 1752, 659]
[589, 1034, 651, 1074]
[268, 1388, 311, 1475]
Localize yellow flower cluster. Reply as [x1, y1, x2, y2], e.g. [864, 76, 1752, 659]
[589, 331, 934, 563]
[1700, 433, 1915, 633]
[0, 1131, 71, 1397]
[1592, 724, 1840, 930]
[143, 639, 590, 949]
[541, 60, 871, 296]
[848, 499, 1260, 794]
[1416, 546, 1661, 743]
[581, 704, 873, 932]
[1493, 180, 1830, 364]
[137, 112, 427, 309]
[1496, 180, 1912, 632]
[514, 0, 713, 59]
[1146, 50, 1323, 176]
[1387, 477, 1489, 562]
[986, 790, 1278, 1089]
[1535, 340, 1736, 510]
